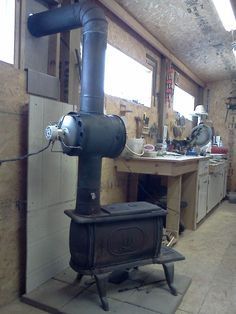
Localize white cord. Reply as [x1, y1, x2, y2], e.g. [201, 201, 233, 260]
[124, 144, 144, 156]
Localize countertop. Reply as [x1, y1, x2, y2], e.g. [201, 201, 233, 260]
[120, 155, 210, 163]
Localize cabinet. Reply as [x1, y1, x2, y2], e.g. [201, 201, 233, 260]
[207, 172, 220, 212]
[196, 160, 209, 223]
[223, 163, 228, 198]
[207, 161, 227, 214]
[196, 175, 208, 223]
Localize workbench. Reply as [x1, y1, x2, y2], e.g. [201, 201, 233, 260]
[115, 155, 209, 242]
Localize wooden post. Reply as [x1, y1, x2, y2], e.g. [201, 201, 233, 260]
[181, 171, 198, 230]
[48, 34, 60, 79]
[68, 29, 81, 107]
[158, 56, 167, 141]
[166, 175, 182, 240]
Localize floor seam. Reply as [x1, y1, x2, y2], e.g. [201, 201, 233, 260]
[177, 308, 193, 314]
[107, 296, 163, 314]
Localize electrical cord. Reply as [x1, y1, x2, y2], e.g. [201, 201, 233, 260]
[0, 141, 52, 166]
[124, 144, 144, 157]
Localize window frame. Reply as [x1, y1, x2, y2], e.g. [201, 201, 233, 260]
[0, 0, 17, 65]
[173, 85, 195, 121]
[104, 43, 153, 108]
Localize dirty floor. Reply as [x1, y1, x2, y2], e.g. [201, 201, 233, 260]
[1, 201, 236, 314]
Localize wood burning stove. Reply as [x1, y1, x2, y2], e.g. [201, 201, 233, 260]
[28, 1, 185, 311]
[66, 202, 165, 272]
[65, 201, 166, 310]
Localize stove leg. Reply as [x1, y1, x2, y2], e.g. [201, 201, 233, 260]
[94, 274, 109, 311]
[162, 263, 177, 296]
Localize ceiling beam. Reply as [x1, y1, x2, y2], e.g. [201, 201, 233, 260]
[98, 0, 205, 87]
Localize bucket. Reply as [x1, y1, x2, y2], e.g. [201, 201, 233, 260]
[120, 138, 144, 158]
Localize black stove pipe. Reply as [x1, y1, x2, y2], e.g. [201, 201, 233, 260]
[28, 1, 108, 214]
[28, 0, 107, 114]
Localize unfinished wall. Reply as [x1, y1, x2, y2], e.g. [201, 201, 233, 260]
[207, 79, 236, 191]
[0, 62, 28, 306]
[207, 80, 232, 146]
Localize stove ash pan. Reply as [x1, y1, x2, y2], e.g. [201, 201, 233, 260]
[65, 202, 166, 274]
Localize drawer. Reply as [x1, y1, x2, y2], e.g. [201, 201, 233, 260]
[198, 160, 209, 175]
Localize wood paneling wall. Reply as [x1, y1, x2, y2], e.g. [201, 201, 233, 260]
[0, 62, 28, 306]
[207, 79, 236, 191]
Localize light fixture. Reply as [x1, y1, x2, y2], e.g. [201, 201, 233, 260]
[212, 0, 236, 32]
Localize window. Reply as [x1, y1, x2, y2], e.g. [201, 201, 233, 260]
[104, 44, 152, 107]
[0, 0, 15, 64]
[173, 86, 195, 120]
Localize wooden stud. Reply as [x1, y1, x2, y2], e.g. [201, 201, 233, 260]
[181, 171, 198, 230]
[158, 56, 167, 140]
[166, 176, 182, 239]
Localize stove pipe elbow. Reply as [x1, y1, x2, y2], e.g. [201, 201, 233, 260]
[28, 0, 108, 114]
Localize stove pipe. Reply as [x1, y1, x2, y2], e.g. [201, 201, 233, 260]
[28, 1, 126, 215]
[28, 0, 107, 114]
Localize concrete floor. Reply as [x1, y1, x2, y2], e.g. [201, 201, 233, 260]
[1, 201, 236, 314]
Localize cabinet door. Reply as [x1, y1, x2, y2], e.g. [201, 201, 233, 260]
[207, 174, 216, 213]
[207, 172, 223, 213]
[223, 166, 228, 198]
[218, 170, 224, 203]
[197, 175, 208, 223]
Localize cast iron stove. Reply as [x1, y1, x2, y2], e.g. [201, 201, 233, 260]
[28, 1, 185, 311]
[65, 201, 168, 311]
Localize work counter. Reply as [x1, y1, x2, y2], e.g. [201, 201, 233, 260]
[115, 155, 210, 243]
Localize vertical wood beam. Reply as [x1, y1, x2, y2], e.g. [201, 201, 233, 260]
[68, 29, 81, 107]
[181, 171, 198, 230]
[158, 56, 167, 141]
[14, 0, 21, 68]
[166, 175, 182, 240]
[59, 31, 70, 102]
[18, 0, 26, 70]
[59, 0, 71, 102]
[48, 34, 60, 79]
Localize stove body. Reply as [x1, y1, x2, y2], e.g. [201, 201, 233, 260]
[66, 202, 165, 275]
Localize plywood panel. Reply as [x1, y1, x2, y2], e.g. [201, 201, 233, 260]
[207, 79, 235, 191]
[27, 96, 77, 293]
[0, 62, 28, 306]
[0, 62, 28, 113]
[166, 176, 181, 239]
